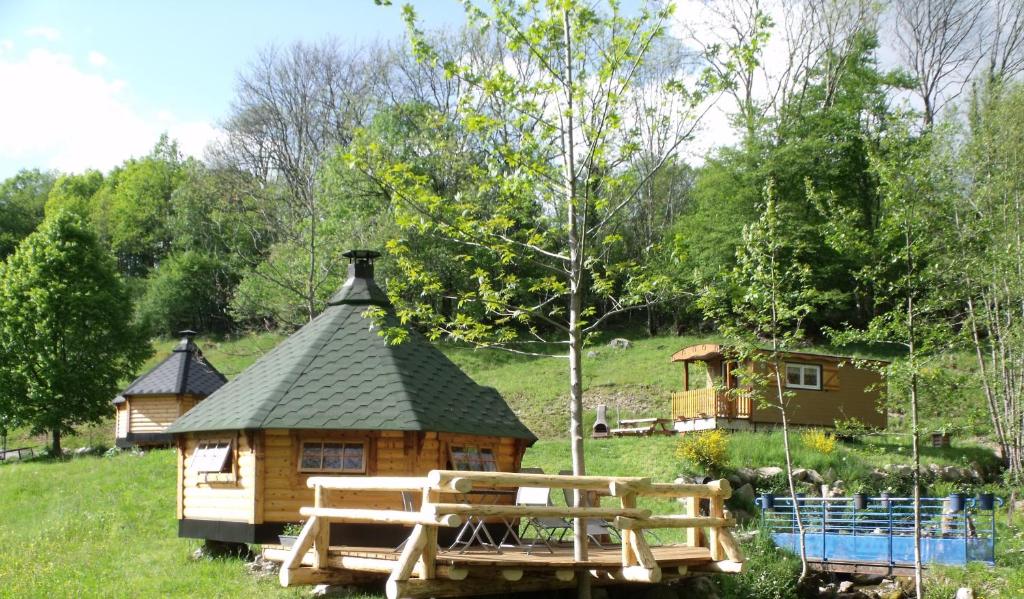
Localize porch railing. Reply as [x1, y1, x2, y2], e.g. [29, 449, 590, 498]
[671, 388, 752, 421]
[279, 470, 744, 598]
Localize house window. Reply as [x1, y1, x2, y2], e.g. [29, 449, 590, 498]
[450, 446, 497, 471]
[299, 441, 365, 474]
[785, 363, 822, 390]
[191, 440, 232, 473]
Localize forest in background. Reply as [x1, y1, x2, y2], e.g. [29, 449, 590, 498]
[1, 0, 1023, 473]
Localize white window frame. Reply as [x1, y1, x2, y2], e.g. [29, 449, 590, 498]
[190, 440, 233, 474]
[298, 441, 366, 474]
[449, 445, 497, 472]
[785, 363, 822, 390]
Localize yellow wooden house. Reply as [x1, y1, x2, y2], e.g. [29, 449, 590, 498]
[113, 331, 227, 448]
[670, 343, 887, 433]
[165, 251, 536, 546]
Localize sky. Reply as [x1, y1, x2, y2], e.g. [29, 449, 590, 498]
[0, 0, 466, 179]
[0, 1, 915, 181]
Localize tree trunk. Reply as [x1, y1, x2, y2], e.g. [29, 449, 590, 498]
[773, 361, 809, 582]
[51, 428, 62, 457]
[561, 8, 589, 599]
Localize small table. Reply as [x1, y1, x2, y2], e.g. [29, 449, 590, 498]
[447, 488, 520, 554]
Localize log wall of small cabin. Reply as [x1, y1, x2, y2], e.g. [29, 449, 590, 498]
[257, 429, 525, 525]
[179, 432, 258, 523]
[749, 360, 886, 429]
[114, 404, 129, 438]
[126, 394, 198, 434]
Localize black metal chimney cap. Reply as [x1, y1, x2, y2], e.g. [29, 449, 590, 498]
[343, 250, 381, 262]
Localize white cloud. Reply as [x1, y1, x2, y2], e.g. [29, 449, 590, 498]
[25, 27, 60, 41]
[1, 40, 13, 52]
[0, 48, 217, 175]
[87, 51, 108, 67]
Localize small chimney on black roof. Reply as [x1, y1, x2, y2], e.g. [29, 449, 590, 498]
[343, 249, 380, 280]
[175, 330, 198, 352]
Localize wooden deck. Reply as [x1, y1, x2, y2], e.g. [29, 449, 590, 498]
[264, 543, 734, 597]
[270, 470, 745, 598]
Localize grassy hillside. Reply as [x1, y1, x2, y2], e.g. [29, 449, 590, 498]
[1, 435, 1020, 599]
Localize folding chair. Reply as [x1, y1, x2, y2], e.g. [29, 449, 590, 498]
[394, 491, 417, 551]
[516, 485, 573, 554]
[558, 470, 621, 548]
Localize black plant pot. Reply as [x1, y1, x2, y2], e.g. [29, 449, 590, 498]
[948, 493, 966, 513]
[853, 493, 869, 510]
[977, 493, 995, 510]
[759, 493, 775, 510]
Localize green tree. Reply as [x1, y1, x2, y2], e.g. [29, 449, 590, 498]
[698, 182, 823, 581]
[0, 212, 150, 455]
[953, 80, 1024, 480]
[44, 170, 103, 219]
[136, 250, 238, 336]
[354, 2, 734, 578]
[0, 168, 56, 259]
[826, 120, 955, 598]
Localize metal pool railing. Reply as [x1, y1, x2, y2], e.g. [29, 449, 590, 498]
[755, 494, 1000, 568]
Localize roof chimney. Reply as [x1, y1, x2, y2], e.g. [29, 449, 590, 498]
[343, 249, 380, 280]
[329, 250, 388, 306]
[175, 329, 198, 352]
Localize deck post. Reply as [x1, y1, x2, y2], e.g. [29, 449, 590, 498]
[683, 497, 699, 548]
[314, 485, 329, 569]
[419, 488, 439, 579]
[709, 495, 724, 561]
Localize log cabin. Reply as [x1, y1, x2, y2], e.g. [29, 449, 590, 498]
[165, 250, 537, 546]
[670, 343, 887, 433]
[113, 331, 227, 448]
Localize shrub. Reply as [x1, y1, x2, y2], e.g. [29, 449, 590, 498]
[676, 429, 730, 473]
[800, 429, 836, 455]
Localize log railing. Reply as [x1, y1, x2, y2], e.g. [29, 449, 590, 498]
[279, 470, 745, 599]
[671, 388, 752, 420]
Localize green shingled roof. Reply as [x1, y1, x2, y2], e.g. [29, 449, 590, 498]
[166, 255, 536, 442]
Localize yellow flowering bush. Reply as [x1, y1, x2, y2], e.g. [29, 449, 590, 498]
[676, 429, 730, 472]
[800, 428, 837, 455]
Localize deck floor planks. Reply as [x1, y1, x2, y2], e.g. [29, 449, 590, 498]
[266, 543, 713, 569]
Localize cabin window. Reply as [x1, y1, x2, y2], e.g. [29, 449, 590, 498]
[299, 441, 365, 474]
[785, 363, 822, 390]
[450, 446, 497, 471]
[191, 440, 232, 473]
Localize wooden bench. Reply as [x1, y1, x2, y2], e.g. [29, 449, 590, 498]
[613, 419, 675, 437]
[0, 446, 35, 461]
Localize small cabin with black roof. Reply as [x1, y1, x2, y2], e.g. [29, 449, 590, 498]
[114, 331, 227, 448]
[165, 250, 536, 546]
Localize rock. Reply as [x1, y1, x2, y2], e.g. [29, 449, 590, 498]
[838, 581, 855, 593]
[819, 582, 837, 596]
[727, 473, 743, 488]
[730, 508, 754, 525]
[311, 584, 359, 597]
[608, 337, 632, 349]
[756, 466, 783, 480]
[849, 573, 885, 586]
[869, 469, 888, 483]
[805, 469, 825, 484]
[733, 483, 755, 504]
[735, 467, 758, 485]
[954, 588, 975, 599]
[940, 465, 962, 482]
[823, 467, 838, 484]
[734, 530, 758, 544]
[675, 575, 720, 599]
[104, 447, 122, 458]
[74, 446, 93, 456]
[245, 556, 279, 579]
[587, 351, 599, 358]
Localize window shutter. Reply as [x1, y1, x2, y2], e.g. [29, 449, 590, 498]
[823, 364, 840, 391]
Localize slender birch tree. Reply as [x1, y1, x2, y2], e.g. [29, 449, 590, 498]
[698, 181, 822, 582]
[352, 3, 740, 591]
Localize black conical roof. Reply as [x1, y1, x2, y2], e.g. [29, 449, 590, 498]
[117, 332, 227, 401]
[167, 252, 536, 441]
